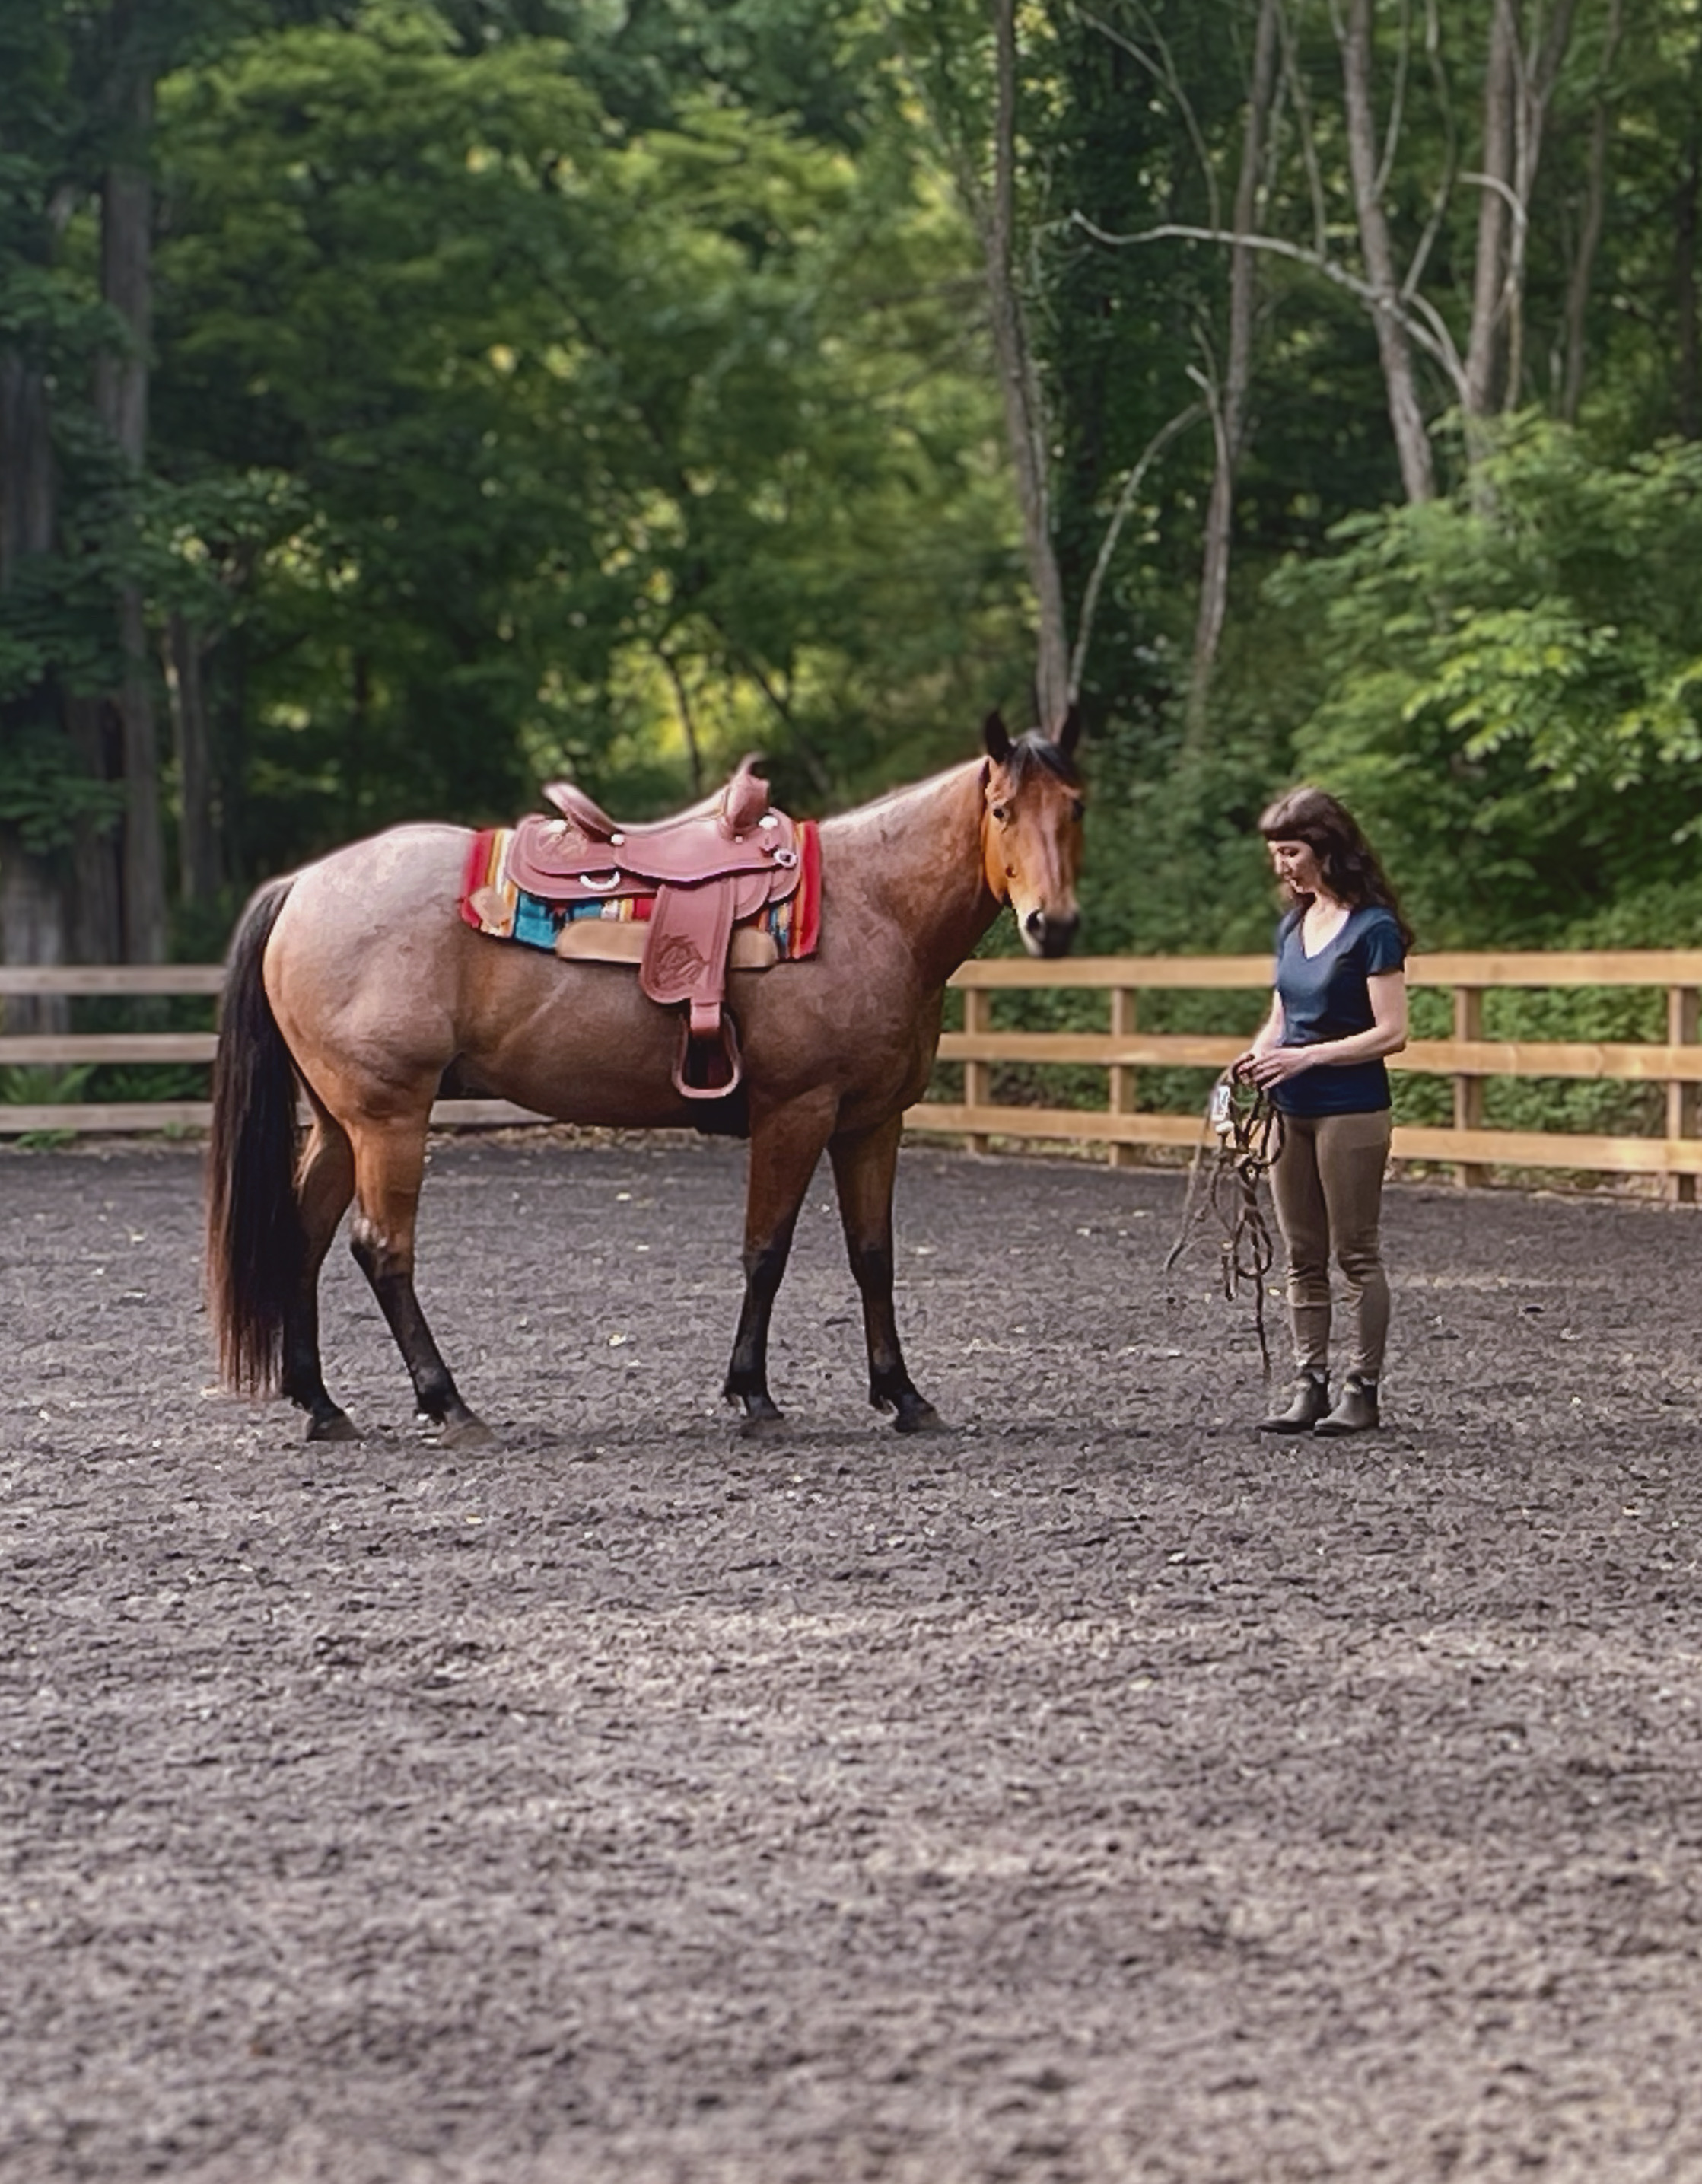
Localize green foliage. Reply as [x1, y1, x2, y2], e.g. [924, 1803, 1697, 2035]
[146, 2, 1027, 864]
[0, 724, 125, 850]
[0, 1062, 92, 1105]
[1269, 421, 1702, 945]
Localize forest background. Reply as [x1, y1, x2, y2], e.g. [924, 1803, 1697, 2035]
[3, 0, 1701, 1123]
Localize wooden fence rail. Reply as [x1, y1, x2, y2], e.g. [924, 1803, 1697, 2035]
[5, 953, 1702, 1192]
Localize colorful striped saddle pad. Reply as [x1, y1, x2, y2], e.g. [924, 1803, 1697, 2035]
[460, 819, 822, 967]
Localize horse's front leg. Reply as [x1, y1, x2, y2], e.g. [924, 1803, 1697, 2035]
[724, 1094, 837, 1430]
[829, 1113, 941, 1434]
[348, 1113, 492, 1447]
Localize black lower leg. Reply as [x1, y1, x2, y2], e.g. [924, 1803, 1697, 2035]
[351, 1227, 480, 1431]
[722, 1230, 796, 1422]
[284, 1119, 358, 1441]
[281, 1287, 357, 1441]
[832, 1120, 938, 1433]
[845, 1237, 936, 1431]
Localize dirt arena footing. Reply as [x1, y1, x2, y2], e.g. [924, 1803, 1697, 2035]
[5, 1134, 1702, 2183]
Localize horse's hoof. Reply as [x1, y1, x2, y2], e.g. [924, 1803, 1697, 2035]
[893, 1400, 945, 1435]
[433, 1413, 496, 1450]
[306, 1409, 361, 1443]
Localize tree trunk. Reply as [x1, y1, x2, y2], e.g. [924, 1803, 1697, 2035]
[0, 834, 70, 1039]
[118, 591, 165, 961]
[1678, 115, 1701, 441]
[1463, 0, 1517, 422]
[67, 695, 124, 964]
[1338, 0, 1436, 502]
[987, 0, 1071, 731]
[164, 613, 222, 905]
[1503, 0, 1581, 412]
[94, 62, 166, 965]
[1186, 0, 1280, 747]
[0, 343, 72, 1031]
[1560, 0, 1622, 425]
[0, 358, 56, 591]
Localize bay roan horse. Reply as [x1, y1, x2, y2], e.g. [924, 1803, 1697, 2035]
[206, 712, 1084, 1443]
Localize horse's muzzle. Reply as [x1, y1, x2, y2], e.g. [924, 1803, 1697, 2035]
[1023, 907, 1080, 958]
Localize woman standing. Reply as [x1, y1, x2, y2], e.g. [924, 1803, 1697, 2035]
[1236, 788, 1411, 1435]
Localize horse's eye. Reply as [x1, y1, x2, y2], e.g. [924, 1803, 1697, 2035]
[1071, 798, 1085, 823]
[991, 803, 1009, 823]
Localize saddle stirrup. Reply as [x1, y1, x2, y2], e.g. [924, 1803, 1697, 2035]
[673, 1012, 743, 1100]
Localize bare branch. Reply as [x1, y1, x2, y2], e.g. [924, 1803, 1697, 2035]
[1503, 0, 1580, 406]
[1391, 0, 1455, 307]
[1336, 0, 1436, 498]
[1074, 4, 1223, 232]
[1070, 212, 1466, 396]
[1275, 0, 1332, 259]
[1067, 400, 1207, 705]
[1375, 0, 1412, 205]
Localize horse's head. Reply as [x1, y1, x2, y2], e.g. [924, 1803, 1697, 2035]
[981, 710, 1084, 957]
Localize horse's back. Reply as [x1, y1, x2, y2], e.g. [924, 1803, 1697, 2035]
[265, 821, 709, 1127]
[260, 810, 949, 1136]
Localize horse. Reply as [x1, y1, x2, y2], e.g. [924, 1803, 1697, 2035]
[205, 711, 1084, 1444]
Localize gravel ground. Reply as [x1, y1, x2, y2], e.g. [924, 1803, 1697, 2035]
[5, 1132, 1702, 2183]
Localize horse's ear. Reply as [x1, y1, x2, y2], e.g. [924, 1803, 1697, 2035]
[982, 709, 1013, 763]
[1055, 704, 1082, 759]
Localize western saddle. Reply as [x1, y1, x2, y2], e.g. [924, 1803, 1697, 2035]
[503, 756, 803, 1098]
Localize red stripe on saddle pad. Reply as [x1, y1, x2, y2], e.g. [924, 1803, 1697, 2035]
[459, 828, 501, 928]
[791, 820, 822, 958]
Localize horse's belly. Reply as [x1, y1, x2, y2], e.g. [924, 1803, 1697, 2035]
[460, 957, 727, 1127]
[460, 951, 929, 1131]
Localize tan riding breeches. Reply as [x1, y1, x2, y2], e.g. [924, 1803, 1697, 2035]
[1268, 1107, 1393, 1380]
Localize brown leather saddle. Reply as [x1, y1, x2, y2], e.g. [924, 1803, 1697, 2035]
[504, 756, 802, 1099]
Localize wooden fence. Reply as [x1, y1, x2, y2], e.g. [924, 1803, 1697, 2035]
[5, 952, 1702, 1193]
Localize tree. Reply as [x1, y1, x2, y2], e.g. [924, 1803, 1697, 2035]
[149, 3, 1028, 877]
[1270, 421, 1702, 941]
[0, 0, 256, 994]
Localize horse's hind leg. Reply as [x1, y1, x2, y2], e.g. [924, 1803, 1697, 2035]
[347, 1112, 492, 1447]
[284, 1103, 360, 1442]
[829, 1114, 941, 1434]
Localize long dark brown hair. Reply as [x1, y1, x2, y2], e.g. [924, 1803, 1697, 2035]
[1258, 785, 1414, 950]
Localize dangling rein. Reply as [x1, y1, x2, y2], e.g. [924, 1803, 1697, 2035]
[1163, 1074, 1284, 1376]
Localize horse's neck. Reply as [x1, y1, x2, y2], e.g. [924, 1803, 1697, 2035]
[824, 762, 997, 986]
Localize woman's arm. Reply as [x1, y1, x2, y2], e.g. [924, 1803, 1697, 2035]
[1231, 994, 1286, 1079]
[1244, 969, 1408, 1088]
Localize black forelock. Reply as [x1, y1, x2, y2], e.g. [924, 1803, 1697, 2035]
[1006, 730, 1083, 789]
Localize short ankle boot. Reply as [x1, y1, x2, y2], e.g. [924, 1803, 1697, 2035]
[1258, 1371, 1331, 1434]
[1313, 1373, 1379, 1436]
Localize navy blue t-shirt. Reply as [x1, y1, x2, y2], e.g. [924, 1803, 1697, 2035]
[1271, 903, 1405, 1116]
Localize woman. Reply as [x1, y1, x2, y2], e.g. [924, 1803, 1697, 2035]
[1235, 787, 1411, 1435]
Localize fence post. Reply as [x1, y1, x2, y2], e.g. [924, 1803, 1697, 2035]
[1109, 985, 1138, 1168]
[1668, 984, 1698, 1205]
[1453, 983, 1487, 1188]
[963, 985, 991, 1155]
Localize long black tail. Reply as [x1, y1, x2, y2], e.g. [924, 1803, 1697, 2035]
[205, 877, 302, 1394]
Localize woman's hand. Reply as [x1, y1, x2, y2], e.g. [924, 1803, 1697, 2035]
[1244, 1045, 1315, 1087]
[1237, 998, 1286, 1084]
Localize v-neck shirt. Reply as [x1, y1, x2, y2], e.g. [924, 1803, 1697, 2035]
[1271, 902, 1405, 1116]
